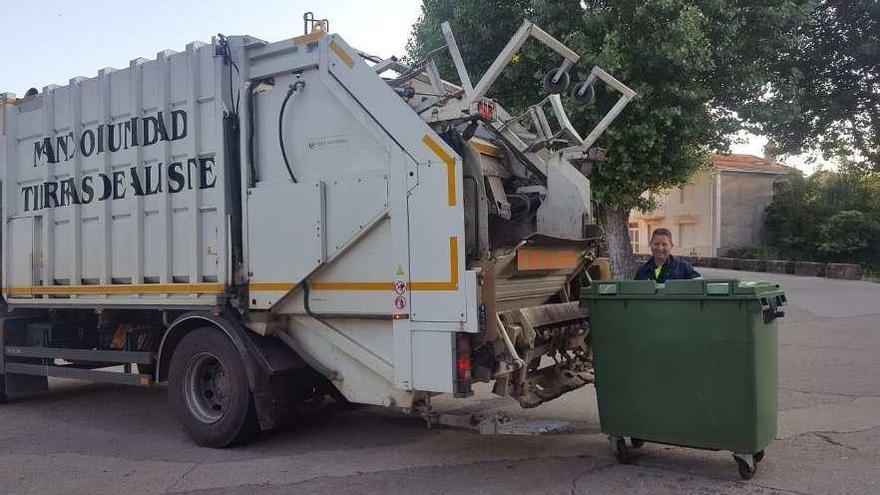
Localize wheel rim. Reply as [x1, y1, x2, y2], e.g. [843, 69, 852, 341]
[183, 352, 231, 424]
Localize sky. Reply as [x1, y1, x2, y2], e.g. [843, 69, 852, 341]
[1, 0, 828, 174]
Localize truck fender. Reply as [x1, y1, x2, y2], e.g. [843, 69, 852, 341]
[157, 311, 309, 431]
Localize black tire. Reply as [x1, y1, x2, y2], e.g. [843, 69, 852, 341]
[735, 456, 756, 480]
[0, 375, 7, 404]
[630, 437, 645, 449]
[168, 327, 257, 448]
[543, 69, 571, 94]
[754, 450, 765, 463]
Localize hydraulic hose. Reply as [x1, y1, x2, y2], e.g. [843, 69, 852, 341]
[278, 79, 305, 183]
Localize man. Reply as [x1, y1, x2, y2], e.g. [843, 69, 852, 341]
[634, 228, 701, 282]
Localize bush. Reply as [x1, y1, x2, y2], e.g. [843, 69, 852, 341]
[817, 210, 880, 262]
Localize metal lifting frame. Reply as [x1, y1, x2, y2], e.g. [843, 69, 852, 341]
[441, 20, 580, 106]
[563, 66, 636, 158]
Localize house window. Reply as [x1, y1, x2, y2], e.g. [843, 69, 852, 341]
[629, 222, 640, 252]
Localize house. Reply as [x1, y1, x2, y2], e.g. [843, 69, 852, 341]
[629, 154, 792, 257]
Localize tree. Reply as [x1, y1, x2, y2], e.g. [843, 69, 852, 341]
[407, 0, 810, 278]
[764, 171, 821, 260]
[764, 165, 880, 263]
[743, 0, 880, 170]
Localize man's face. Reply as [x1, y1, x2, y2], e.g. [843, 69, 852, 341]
[650, 234, 673, 264]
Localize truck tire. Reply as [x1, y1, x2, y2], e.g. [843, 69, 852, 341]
[168, 327, 257, 447]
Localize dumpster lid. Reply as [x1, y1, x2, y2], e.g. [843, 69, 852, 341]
[582, 279, 785, 299]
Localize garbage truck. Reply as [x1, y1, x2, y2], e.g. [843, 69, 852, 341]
[0, 16, 634, 447]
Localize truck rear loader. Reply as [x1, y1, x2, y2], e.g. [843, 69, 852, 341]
[0, 17, 633, 446]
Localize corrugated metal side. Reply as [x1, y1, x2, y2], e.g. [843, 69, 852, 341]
[1, 42, 229, 306]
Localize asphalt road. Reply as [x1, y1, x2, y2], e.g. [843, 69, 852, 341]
[1, 268, 878, 495]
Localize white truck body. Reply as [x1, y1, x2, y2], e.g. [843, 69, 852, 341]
[0, 21, 633, 445]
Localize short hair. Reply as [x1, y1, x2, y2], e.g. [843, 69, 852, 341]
[651, 228, 673, 242]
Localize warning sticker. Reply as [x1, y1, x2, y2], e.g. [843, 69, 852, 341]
[394, 295, 407, 310]
[394, 280, 407, 295]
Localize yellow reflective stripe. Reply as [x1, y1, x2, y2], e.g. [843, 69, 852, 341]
[329, 41, 355, 68]
[422, 134, 456, 207]
[311, 236, 459, 292]
[469, 138, 503, 158]
[310, 281, 391, 291]
[249, 283, 297, 292]
[293, 31, 325, 46]
[410, 236, 458, 291]
[4, 283, 225, 296]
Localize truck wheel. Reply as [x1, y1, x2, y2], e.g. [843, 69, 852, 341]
[168, 328, 256, 447]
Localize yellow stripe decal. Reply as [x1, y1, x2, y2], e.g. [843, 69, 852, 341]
[293, 31, 325, 46]
[329, 41, 355, 68]
[410, 236, 459, 291]
[422, 134, 456, 207]
[470, 139, 504, 158]
[4, 283, 225, 296]
[249, 283, 297, 292]
[311, 236, 459, 292]
[310, 281, 392, 291]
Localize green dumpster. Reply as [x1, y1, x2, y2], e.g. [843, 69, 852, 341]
[580, 279, 786, 479]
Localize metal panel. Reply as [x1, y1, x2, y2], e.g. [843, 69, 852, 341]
[1, 42, 228, 305]
[323, 173, 387, 261]
[247, 181, 325, 308]
[411, 331, 454, 393]
[5, 346, 153, 364]
[536, 153, 592, 239]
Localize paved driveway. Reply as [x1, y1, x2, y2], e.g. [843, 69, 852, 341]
[1, 268, 878, 494]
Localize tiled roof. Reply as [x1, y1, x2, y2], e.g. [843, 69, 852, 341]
[712, 154, 791, 174]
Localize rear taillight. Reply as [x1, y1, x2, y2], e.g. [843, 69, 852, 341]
[478, 101, 495, 121]
[454, 333, 473, 398]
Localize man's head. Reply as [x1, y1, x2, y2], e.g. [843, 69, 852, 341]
[650, 228, 674, 265]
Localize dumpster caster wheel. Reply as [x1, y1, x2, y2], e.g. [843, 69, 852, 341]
[610, 436, 629, 464]
[734, 455, 757, 480]
[754, 450, 765, 463]
[630, 437, 645, 449]
[543, 69, 571, 94]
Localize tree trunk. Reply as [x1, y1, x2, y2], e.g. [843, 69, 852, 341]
[599, 206, 636, 280]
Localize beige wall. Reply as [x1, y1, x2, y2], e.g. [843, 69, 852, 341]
[629, 169, 717, 257]
[629, 168, 784, 257]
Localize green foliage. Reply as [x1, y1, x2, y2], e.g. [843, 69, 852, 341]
[817, 211, 880, 259]
[406, 0, 811, 211]
[741, 0, 880, 170]
[764, 167, 880, 263]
